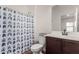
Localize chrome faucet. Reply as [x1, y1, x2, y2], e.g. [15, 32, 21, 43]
[62, 29, 68, 35]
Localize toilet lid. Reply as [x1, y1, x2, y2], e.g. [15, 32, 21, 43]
[31, 44, 43, 49]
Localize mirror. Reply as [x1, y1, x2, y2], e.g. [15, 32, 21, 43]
[77, 13, 79, 32]
[61, 13, 76, 32]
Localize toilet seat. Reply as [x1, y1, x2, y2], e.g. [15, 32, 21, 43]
[31, 44, 43, 50]
[31, 44, 43, 54]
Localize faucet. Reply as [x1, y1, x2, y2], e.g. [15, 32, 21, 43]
[62, 29, 68, 35]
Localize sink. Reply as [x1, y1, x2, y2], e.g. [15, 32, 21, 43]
[45, 31, 79, 41]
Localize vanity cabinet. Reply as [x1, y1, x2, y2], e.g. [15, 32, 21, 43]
[63, 39, 79, 54]
[46, 36, 62, 54]
[46, 36, 79, 54]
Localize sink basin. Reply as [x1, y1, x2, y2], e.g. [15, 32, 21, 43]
[45, 31, 79, 41]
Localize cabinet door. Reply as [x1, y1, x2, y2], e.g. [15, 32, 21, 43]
[63, 39, 79, 54]
[46, 36, 62, 54]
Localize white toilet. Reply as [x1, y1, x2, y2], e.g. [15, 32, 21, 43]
[31, 44, 43, 54]
[31, 33, 46, 54]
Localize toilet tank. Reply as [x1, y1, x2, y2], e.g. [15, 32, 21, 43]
[38, 33, 47, 45]
[38, 36, 45, 45]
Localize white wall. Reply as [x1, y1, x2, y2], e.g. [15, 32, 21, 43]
[35, 5, 52, 33]
[34, 5, 52, 41]
[52, 5, 78, 31]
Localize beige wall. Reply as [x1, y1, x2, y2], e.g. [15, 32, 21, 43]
[34, 5, 53, 41]
[35, 5, 52, 33]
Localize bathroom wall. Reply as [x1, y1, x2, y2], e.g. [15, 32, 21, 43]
[34, 5, 53, 41]
[35, 5, 52, 33]
[52, 5, 79, 31]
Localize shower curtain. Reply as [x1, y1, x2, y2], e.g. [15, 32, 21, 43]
[0, 6, 34, 54]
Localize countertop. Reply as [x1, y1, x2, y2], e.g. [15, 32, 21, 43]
[45, 33, 79, 41]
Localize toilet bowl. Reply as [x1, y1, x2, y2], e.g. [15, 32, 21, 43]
[31, 33, 46, 54]
[31, 44, 43, 54]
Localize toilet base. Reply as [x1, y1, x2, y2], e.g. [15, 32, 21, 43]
[32, 51, 43, 54]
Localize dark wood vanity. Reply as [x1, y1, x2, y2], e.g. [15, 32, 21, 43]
[46, 36, 79, 54]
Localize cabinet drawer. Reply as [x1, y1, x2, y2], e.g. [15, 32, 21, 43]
[62, 39, 79, 54]
[46, 36, 62, 54]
